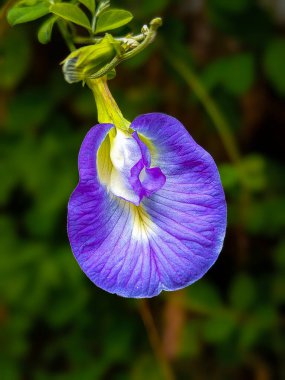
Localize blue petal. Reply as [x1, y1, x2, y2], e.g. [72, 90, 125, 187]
[68, 113, 226, 298]
[132, 131, 151, 166]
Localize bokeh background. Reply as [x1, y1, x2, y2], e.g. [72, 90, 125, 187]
[1, 0, 285, 379]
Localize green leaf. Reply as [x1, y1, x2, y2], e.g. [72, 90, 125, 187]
[244, 197, 285, 236]
[7, 3, 50, 26]
[229, 274, 257, 311]
[240, 154, 267, 192]
[95, 9, 133, 33]
[238, 319, 261, 349]
[180, 321, 201, 358]
[222, 53, 254, 94]
[78, 0, 96, 15]
[264, 39, 285, 95]
[218, 163, 239, 191]
[37, 16, 57, 44]
[185, 281, 223, 312]
[50, 3, 91, 30]
[203, 315, 236, 343]
[202, 53, 255, 95]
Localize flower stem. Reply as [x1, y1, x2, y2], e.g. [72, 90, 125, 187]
[166, 55, 241, 165]
[87, 77, 130, 130]
[139, 299, 176, 380]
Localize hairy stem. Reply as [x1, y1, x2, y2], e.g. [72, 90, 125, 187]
[139, 299, 176, 380]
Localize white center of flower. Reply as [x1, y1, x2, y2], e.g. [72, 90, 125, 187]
[109, 129, 142, 205]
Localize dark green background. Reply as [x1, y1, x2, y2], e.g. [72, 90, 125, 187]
[0, 0, 285, 379]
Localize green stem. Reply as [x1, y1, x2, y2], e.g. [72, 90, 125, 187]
[87, 77, 130, 130]
[166, 55, 241, 165]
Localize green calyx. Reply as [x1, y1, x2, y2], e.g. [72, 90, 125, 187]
[62, 33, 121, 83]
[87, 77, 130, 131]
[62, 17, 162, 83]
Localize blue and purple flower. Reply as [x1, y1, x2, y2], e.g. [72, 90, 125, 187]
[67, 113, 226, 298]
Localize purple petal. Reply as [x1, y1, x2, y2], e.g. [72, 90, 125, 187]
[140, 167, 166, 196]
[130, 160, 166, 201]
[130, 130, 166, 200]
[68, 113, 226, 298]
[132, 131, 151, 167]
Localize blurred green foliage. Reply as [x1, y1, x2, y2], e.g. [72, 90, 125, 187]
[0, 0, 285, 379]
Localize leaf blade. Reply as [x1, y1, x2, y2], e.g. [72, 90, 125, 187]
[38, 16, 57, 44]
[95, 9, 133, 33]
[7, 3, 50, 26]
[50, 3, 91, 30]
[78, 0, 96, 15]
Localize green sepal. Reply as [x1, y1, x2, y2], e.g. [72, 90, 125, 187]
[50, 3, 91, 30]
[78, 0, 96, 15]
[7, 1, 50, 26]
[62, 34, 121, 83]
[37, 16, 57, 44]
[95, 9, 133, 33]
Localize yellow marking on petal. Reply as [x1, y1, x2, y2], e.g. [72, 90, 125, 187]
[97, 128, 114, 185]
[97, 129, 158, 189]
[130, 204, 156, 242]
[97, 129, 157, 242]
[137, 132, 158, 163]
[97, 128, 160, 211]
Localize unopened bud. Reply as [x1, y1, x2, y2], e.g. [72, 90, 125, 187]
[62, 34, 121, 83]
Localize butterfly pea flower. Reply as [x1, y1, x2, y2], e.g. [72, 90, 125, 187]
[67, 112, 227, 298]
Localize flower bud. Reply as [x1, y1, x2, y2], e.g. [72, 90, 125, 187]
[62, 34, 121, 83]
